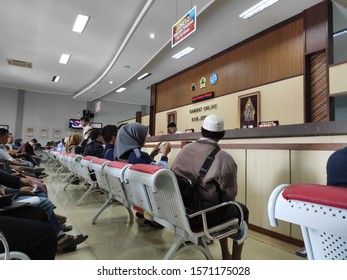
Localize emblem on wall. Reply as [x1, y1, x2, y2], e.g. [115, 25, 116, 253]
[210, 72, 218, 85]
[200, 77, 206, 88]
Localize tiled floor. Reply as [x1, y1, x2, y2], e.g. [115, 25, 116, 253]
[42, 161, 303, 260]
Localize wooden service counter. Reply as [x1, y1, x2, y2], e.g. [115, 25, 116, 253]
[143, 121, 347, 246]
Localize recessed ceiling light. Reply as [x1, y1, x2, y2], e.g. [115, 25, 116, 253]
[137, 73, 152, 80]
[172, 47, 196, 59]
[59, 53, 71, 64]
[109, 81, 113, 84]
[52, 75, 60, 82]
[239, 0, 279, 19]
[116, 87, 126, 93]
[149, 33, 156, 39]
[125, 65, 130, 68]
[72, 14, 90, 33]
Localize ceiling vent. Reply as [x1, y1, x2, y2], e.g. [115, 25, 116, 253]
[7, 59, 32, 69]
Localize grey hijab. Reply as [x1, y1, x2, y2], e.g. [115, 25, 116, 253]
[116, 123, 148, 161]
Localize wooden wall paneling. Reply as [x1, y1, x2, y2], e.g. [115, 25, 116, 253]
[304, 0, 329, 54]
[156, 18, 304, 113]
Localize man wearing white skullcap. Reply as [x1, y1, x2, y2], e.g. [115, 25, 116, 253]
[171, 114, 249, 260]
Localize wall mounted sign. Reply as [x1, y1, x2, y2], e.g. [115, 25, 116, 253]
[210, 72, 218, 85]
[192, 92, 214, 103]
[171, 6, 196, 48]
[259, 120, 279, 127]
[200, 77, 206, 88]
[95, 101, 101, 112]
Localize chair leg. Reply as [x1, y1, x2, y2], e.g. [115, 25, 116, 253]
[77, 184, 99, 206]
[92, 198, 113, 224]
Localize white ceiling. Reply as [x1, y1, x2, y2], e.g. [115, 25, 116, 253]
[0, 0, 327, 107]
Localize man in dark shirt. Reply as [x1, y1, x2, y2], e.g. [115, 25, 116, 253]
[83, 129, 104, 158]
[101, 125, 118, 160]
[326, 146, 347, 187]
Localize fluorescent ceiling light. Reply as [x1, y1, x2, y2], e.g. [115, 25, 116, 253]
[239, 0, 279, 19]
[172, 47, 196, 59]
[137, 73, 151, 80]
[52, 75, 60, 82]
[59, 53, 71, 64]
[116, 87, 126, 93]
[72, 14, 90, 33]
[333, 29, 347, 37]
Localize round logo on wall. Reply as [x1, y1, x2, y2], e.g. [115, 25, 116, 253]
[210, 72, 218, 85]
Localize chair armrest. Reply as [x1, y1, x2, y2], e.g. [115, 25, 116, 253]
[187, 201, 245, 240]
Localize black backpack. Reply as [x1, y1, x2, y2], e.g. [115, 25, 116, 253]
[175, 145, 220, 228]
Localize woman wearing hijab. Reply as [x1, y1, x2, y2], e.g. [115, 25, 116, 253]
[116, 123, 171, 228]
[65, 133, 83, 154]
[116, 123, 171, 167]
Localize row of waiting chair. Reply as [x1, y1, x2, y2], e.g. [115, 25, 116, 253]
[47, 151, 248, 260]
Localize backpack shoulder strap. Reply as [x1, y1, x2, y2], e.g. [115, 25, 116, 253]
[199, 146, 220, 177]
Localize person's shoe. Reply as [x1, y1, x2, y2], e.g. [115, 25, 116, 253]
[38, 173, 49, 179]
[34, 167, 45, 172]
[57, 234, 88, 252]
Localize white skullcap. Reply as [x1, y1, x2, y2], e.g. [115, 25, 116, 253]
[202, 114, 224, 132]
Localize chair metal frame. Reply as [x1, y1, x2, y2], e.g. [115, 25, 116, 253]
[76, 156, 101, 206]
[0, 231, 30, 260]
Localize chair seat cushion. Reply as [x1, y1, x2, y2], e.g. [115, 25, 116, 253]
[282, 184, 347, 210]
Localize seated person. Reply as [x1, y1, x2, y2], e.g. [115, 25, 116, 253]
[65, 133, 83, 154]
[0, 189, 57, 260]
[101, 125, 118, 160]
[19, 138, 42, 166]
[0, 170, 88, 253]
[167, 122, 182, 134]
[56, 138, 66, 152]
[326, 146, 347, 187]
[12, 138, 23, 150]
[116, 123, 171, 168]
[0, 129, 46, 178]
[171, 114, 249, 260]
[6, 132, 40, 168]
[84, 128, 104, 158]
[115, 123, 171, 229]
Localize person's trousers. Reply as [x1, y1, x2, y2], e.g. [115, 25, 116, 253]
[0, 207, 57, 259]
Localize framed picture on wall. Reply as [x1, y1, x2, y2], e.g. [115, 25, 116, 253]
[167, 111, 176, 125]
[0, 124, 9, 130]
[238, 92, 260, 128]
[167, 111, 177, 134]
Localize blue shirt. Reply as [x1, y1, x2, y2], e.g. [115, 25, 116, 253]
[102, 143, 114, 160]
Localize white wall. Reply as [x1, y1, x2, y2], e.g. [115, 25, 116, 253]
[0, 87, 18, 132]
[22, 91, 87, 143]
[0, 87, 146, 144]
[91, 100, 145, 127]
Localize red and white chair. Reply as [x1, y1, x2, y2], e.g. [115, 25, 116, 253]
[124, 164, 247, 260]
[76, 156, 99, 206]
[94, 161, 134, 224]
[63, 153, 84, 190]
[268, 183, 347, 260]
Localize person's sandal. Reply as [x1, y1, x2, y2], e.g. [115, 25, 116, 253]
[57, 234, 88, 252]
[62, 224, 73, 232]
